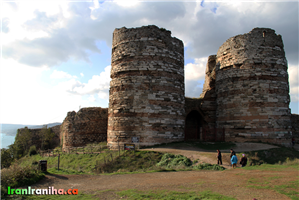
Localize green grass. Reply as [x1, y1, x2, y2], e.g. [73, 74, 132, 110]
[18, 149, 124, 174]
[274, 180, 299, 200]
[7, 190, 237, 200]
[244, 176, 299, 200]
[242, 162, 299, 171]
[239, 147, 299, 166]
[117, 189, 237, 200]
[94, 151, 164, 173]
[193, 163, 226, 171]
[267, 176, 281, 180]
[7, 192, 96, 200]
[3, 142, 299, 199]
[46, 168, 86, 175]
[94, 151, 225, 174]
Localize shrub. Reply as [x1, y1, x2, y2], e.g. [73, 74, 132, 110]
[29, 145, 37, 156]
[1, 148, 14, 168]
[1, 162, 44, 198]
[193, 163, 225, 171]
[1, 186, 7, 199]
[156, 153, 192, 168]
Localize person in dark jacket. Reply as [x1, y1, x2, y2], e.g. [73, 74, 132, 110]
[216, 149, 222, 165]
[240, 154, 247, 167]
[230, 149, 235, 158]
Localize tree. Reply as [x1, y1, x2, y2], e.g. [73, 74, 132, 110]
[1, 148, 13, 168]
[13, 128, 32, 158]
[40, 126, 55, 150]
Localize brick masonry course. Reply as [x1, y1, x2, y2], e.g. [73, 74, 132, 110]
[61, 107, 108, 149]
[108, 25, 185, 149]
[214, 28, 292, 145]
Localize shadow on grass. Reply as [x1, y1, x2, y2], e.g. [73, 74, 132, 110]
[239, 147, 299, 165]
[140, 141, 236, 152]
[44, 171, 69, 180]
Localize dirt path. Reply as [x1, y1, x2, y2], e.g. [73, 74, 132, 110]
[142, 142, 280, 169]
[31, 169, 294, 200]
[27, 143, 297, 200]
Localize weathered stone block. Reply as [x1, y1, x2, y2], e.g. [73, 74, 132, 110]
[108, 25, 185, 149]
[61, 107, 108, 149]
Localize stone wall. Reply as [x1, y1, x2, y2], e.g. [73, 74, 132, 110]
[291, 114, 299, 137]
[108, 25, 185, 149]
[198, 55, 217, 129]
[215, 28, 292, 145]
[17, 125, 60, 150]
[61, 107, 108, 149]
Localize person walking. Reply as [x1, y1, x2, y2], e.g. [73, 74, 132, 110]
[216, 149, 222, 165]
[231, 154, 238, 169]
[292, 137, 295, 147]
[240, 154, 247, 167]
[230, 149, 235, 158]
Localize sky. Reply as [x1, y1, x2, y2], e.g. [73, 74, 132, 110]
[0, 0, 298, 125]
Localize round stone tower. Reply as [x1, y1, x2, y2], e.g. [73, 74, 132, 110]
[215, 28, 292, 144]
[108, 25, 185, 149]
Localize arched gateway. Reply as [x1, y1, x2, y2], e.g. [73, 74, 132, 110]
[185, 110, 202, 140]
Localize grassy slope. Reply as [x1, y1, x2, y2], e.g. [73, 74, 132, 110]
[3, 142, 299, 199]
[238, 146, 299, 165]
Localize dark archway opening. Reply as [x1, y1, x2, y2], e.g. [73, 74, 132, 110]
[185, 110, 202, 140]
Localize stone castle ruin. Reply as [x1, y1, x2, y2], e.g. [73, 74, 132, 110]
[60, 25, 297, 150]
[191, 28, 292, 144]
[108, 26, 185, 149]
[60, 107, 108, 147]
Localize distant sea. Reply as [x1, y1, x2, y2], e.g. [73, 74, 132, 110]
[1, 133, 15, 149]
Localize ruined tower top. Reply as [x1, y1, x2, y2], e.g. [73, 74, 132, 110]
[112, 25, 183, 48]
[217, 27, 287, 70]
[110, 25, 184, 78]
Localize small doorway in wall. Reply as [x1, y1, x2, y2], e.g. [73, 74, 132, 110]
[185, 110, 202, 140]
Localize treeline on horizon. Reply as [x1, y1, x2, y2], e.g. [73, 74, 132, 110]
[1, 122, 61, 136]
[1, 126, 57, 169]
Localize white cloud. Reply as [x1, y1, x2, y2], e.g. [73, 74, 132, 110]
[185, 57, 208, 81]
[80, 73, 84, 77]
[3, 1, 298, 67]
[70, 65, 111, 95]
[2, 2, 100, 67]
[88, 95, 96, 102]
[50, 66, 111, 100]
[54, 78, 83, 94]
[1, 1, 298, 125]
[289, 64, 299, 102]
[185, 80, 203, 98]
[0, 59, 82, 124]
[114, 0, 140, 7]
[98, 91, 109, 100]
[184, 57, 208, 97]
[50, 70, 77, 79]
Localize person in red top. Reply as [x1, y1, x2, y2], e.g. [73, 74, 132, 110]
[240, 154, 247, 167]
[292, 137, 295, 147]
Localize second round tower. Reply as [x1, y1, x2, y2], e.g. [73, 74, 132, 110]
[215, 28, 292, 143]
